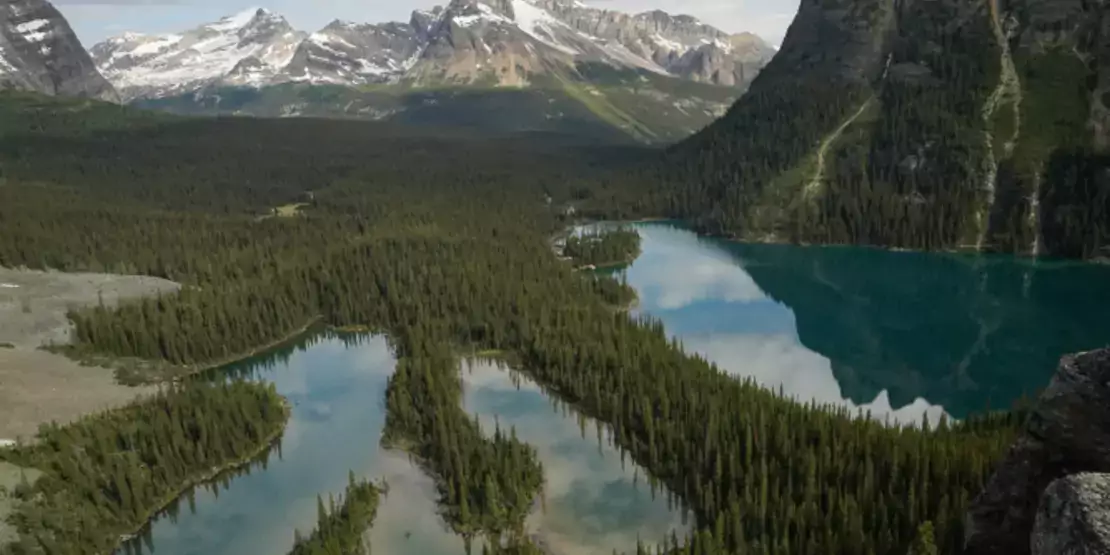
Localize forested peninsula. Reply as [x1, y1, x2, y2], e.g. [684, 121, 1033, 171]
[0, 91, 1031, 554]
[0, 382, 287, 554]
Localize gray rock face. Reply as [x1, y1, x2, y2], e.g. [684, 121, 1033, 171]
[966, 349, 1110, 555]
[0, 0, 117, 101]
[530, 0, 776, 86]
[1032, 473, 1110, 555]
[411, 7, 445, 40]
[770, 0, 894, 85]
[285, 20, 422, 85]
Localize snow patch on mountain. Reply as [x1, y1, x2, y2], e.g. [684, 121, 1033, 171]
[207, 7, 264, 32]
[15, 18, 51, 42]
[510, 0, 577, 55]
[131, 35, 183, 56]
[453, 3, 513, 27]
[0, 49, 15, 74]
[597, 39, 670, 75]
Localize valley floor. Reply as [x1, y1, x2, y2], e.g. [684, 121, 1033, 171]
[0, 267, 179, 441]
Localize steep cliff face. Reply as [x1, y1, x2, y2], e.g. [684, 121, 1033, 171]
[0, 0, 117, 101]
[965, 348, 1110, 554]
[404, 0, 571, 86]
[649, 0, 1109, 260]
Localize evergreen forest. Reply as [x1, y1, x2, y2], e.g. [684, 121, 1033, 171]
[0, 90, 1035, 554]
[576, 0, 1110, 260]
[0, 381, 287, 555]
[560, 226, 642, 267]
[288, 472, 382, 555]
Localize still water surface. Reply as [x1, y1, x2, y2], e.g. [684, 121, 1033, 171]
[608, 222, 1110, 420]
[461, 359, 688, 553]
[123, 335, 683, 555]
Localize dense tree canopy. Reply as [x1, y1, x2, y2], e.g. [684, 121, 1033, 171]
[0, 382, 287, 555]
[0, 91, 1029, 554]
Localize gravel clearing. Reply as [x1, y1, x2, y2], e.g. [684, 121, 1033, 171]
[0, 267, 180, 441]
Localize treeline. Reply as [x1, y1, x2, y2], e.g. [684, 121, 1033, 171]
[0, 92, 1029, 554]
[562, 227, 642, 267]
[0, 381, 287, 555]
[382, 349, 543, 539]
[289, 472, 381, 555]
[810, 0, 1000, 250]
[572, 0, 1109, 260]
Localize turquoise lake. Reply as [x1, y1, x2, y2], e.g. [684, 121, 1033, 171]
[609, 221, 1110, 420]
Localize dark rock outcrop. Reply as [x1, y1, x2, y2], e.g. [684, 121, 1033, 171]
[965, 348, 1110, 555]
[0, 0, 117, 101]
[1032, 472, 1110, 554]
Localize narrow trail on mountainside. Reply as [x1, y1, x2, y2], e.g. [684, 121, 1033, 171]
[805, 96, 875, 198]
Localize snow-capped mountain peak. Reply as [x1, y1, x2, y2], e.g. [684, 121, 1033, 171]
[91, 7, 306, 99]
[89, 0, 777, 100]
[206, 7, 268, 32]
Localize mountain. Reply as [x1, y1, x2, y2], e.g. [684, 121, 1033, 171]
[86, 1, 776, 143]
[92, 1, 775, 97]
[634, 0, 1110, 260]
[0, 0, 117, 101]
[89, 8, 305, 100]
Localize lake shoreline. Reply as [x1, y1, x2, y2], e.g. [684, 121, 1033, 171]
[109, 400, 291, 555]
[463, 357, 690, 553]
[575, 216, 1095, 262]
[52, 316, 326, 386]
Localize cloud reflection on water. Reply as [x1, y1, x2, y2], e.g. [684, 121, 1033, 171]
[619, 224, 949, 426]
[461, 360, 689, 555]
[127, 336, 470, 555]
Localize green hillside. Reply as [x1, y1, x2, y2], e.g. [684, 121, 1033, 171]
[132, 66, 737, 146]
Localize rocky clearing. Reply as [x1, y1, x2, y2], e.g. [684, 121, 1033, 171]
[0, 267, 180, 442]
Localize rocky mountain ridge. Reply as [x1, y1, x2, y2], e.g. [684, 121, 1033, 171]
[89, 0, 776, 101]
[0, 0, 117, 101]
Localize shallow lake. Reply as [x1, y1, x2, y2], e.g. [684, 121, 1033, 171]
[122, 334, 684, 555]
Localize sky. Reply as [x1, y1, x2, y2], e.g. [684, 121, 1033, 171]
[54, 0, 800, 48]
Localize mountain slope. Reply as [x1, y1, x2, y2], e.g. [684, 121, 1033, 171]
[0, 0, 117, 101]
[89, 0, 776, 98]
[630, 0, 1109, 260]
[133, 67, 737, 144]
[95, 1, 765, 143]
